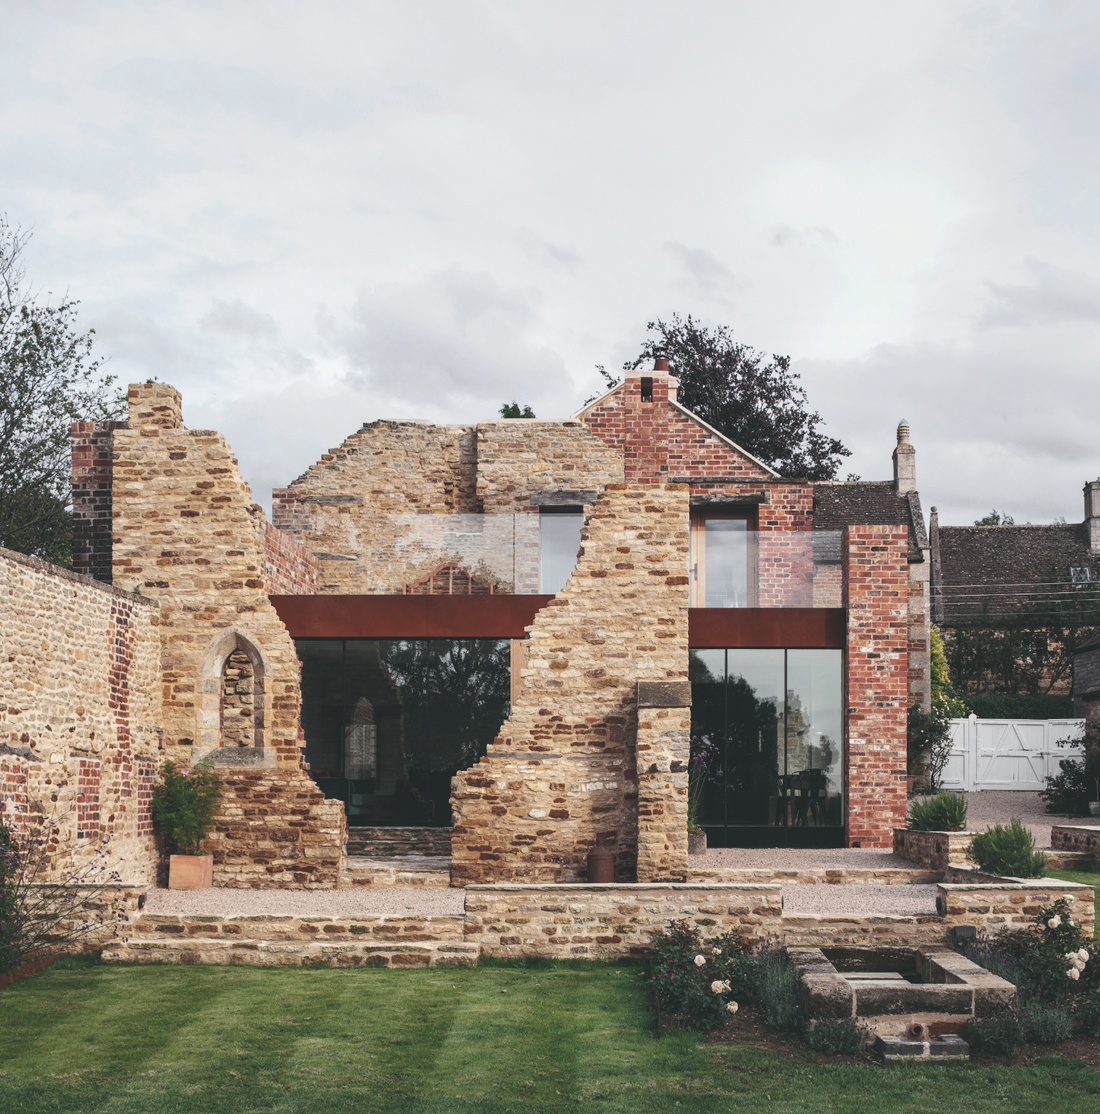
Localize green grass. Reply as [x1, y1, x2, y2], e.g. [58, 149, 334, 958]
[1046, 868, 1100, 942]
[0, 960, 1098, 1113]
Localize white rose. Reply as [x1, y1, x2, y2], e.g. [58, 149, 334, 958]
[1079, 949, 1090, 963]
[1048, 916, 1062, 929]
[711, 980, 725, 994]
[727, 1001, 739, 1013]
[694, 955, 706, 967]
[1067, 968, 1080, 981]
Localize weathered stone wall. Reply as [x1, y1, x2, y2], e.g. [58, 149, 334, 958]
[1050, 824, 1100, 855]
[450, 483, 691, 884]
[272, 420, 479, 593]
[844, 526, 909, 848]
[893, 828, 975, 870]
[475, 420, 624, 512]
[0, 546, 160, 885]
[109, 383, 345, 887]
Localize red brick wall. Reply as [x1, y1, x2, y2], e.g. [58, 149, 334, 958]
[71, 420, 125, 583]
[843, 525, 909, 847]
[77, 757, 101, 840]
[0, 756, 29, 834]
[263, 522, 320, 595]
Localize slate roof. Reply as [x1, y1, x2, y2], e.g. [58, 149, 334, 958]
[932, 522, 1100, 620]
[811, 481, 927, 563]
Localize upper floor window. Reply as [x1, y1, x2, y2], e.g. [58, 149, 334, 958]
[690, 511, 756, 607]
[540, 507, 584, 594]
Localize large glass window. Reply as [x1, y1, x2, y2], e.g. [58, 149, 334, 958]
[689, 648, 843, 847]
[296, 638, 510, 827]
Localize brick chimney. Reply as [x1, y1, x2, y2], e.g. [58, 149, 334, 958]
[1084, 479, 1100, 552]
[893, 420, 916, 495]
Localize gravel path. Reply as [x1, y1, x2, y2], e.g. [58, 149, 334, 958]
[144, 886, 466, 917]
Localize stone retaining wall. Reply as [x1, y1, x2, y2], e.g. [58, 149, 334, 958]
[689, 867, 942, 886]
[1051, 824, 1100, 857]
[893, 828, 974, 870]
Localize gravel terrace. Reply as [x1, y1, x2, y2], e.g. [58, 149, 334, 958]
[142, 792, 1099, 921]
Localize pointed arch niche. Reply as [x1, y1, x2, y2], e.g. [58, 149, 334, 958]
[196, 629, 274, 766]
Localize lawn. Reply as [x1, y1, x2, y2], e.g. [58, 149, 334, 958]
[1, 958, 1098, 1113]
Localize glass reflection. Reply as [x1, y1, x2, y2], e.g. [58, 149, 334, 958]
[689, 648, 844, 846]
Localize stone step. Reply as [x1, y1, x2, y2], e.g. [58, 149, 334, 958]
[688, 868, 943, 885]
[347, 827, 452, 857]
[340, 856, 453, 888]
[103, 937, 478, 968]
[1043, 850, 1093, 870]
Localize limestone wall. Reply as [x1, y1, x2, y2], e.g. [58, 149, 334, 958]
[109, 383, 344, 887]
[0, 546, 161, 885]
[475, 420, 624, 511]
[450, 483, 691, 884]
[893, 828, 975, 870]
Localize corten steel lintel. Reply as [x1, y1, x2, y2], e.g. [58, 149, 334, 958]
[271, 594, 555, 639]
[687, 607, 845, 648]
[272, 595, 845, 647]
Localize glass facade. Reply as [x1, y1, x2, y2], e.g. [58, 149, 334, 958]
[689, 648, 844, 847]
[296, 638, 511, 827]
[539, 509, 584, 594]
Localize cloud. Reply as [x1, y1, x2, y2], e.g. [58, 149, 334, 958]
[770, 225, 839, 248]
[980, 259, 1100, 328]
[200, 298, 277, 339]
[664, 242, 742, 301]
[332, 267, 567, 414]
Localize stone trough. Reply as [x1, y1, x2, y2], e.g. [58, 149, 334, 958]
[790, 945, 1017, 1059]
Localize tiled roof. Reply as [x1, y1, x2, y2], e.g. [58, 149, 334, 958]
[933, 523, 1100, 619]
[811, 481, 926, 562]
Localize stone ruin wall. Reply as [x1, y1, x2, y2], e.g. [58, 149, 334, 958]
[450, 483, 691, 885]
[109, 383, 344, 888]
[271, 418, 625, 595]
[844, 525, 910, 848]
[0, 546, 161, 886]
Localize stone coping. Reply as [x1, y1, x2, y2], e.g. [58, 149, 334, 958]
[466, 882, 783, 892]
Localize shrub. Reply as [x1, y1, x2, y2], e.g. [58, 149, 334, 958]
[1041, 758, 1091, 816]
[966, 693, 1073, 719]
[967, 1013, 1023, 1057]
[1021, 1005, 1074, 1044]
[1075, 989, 1100, 1037]
[966, 816, 1048, 877]
[151, 759, 221, 855]
[804, 1017, 869, 1055]
[906, 703, 954, 790]
[907, 790, 968, 831]
[649, 921, 752, 1032]
[754, 943, 804, 1032]
[0, 808, 129, 974]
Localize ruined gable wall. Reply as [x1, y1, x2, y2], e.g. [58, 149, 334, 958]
[450, 483, 691, 884]
[271, 420, 478, 593]
[110, 383, 344, 888]
[475, 420, 624, 512]
[0, 547, 160, 885]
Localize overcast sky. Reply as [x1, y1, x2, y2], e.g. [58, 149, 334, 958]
[4, 1, 1100, 525]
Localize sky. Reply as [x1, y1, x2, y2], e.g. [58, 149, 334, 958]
[3, 0, 1100, 525]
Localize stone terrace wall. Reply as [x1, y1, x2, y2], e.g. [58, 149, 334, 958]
[450, 483, 691, 884]
[109, 383, 344, 888]
[475, 420, 624, 512]
[272, 420, 478, 594]
[0, 547, 160, 885]
[844, 525, 909, 848]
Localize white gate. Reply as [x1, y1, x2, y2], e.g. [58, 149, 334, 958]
[939, 717, 1084, 793]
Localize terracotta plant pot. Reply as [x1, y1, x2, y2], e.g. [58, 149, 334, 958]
[688, 830, 707, 856]
[168, 853, 213, 890]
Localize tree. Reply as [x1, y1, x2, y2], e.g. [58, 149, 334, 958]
[974, 509, 1015, 526]
[598, 314, 851, 480]
[499, 402, 535, 418]
[0, 215, 121, 564]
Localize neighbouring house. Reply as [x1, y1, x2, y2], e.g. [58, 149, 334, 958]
[930, 481, 1100, 697]
[1, 362, 927, 889]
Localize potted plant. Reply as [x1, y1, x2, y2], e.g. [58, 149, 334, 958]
[151, 759, 221, 889]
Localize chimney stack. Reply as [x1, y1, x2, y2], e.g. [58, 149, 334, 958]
[1084, 480, 1100, 552]
[893, 419, 916, 494]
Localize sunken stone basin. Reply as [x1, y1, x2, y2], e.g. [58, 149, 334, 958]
[789, 945, 1016, 1043]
